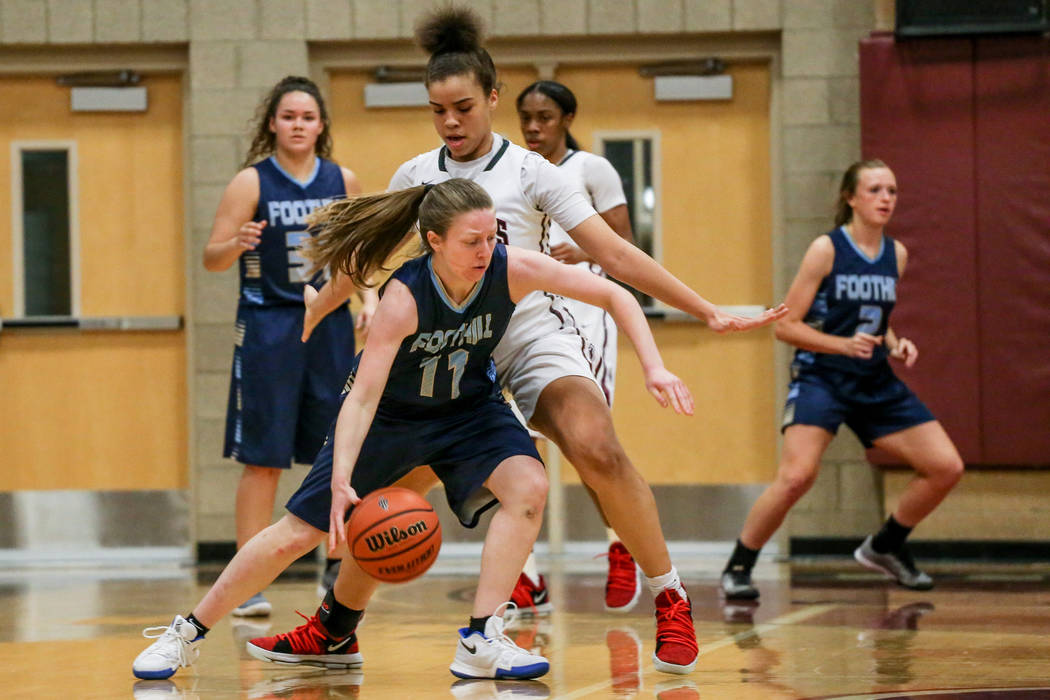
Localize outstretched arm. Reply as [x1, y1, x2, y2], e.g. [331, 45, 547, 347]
[325, 280, 416, 551]
[566, 214, 787, 332]
[507, 247, 692, 415]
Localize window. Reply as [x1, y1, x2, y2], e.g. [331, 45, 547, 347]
[11, 141, 78, 317]
[594, 131, 661, 307]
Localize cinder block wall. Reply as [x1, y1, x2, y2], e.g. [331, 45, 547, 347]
[2, 0, 894, 548]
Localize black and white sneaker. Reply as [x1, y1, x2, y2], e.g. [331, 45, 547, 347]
[854, 535, 934, 591]
[720, 566, 759, 600]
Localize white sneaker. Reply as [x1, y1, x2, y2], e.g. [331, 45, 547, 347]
[450, 615, 549, 680]
[133, 615, 204, 680]
[449, 678, 551, 698]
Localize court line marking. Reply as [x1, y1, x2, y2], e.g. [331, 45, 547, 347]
[552, 603, 839, 700]
[828, 688, 1050, 699]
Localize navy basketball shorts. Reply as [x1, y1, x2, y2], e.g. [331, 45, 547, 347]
[286, 395, 542, 532]
[223, 304, 354, 468]
[782, 366, 935, 447]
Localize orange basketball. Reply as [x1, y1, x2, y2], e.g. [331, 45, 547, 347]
[346, 487, 442, 583]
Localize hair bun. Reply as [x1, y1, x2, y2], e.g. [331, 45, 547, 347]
[416, 4, 484, 56]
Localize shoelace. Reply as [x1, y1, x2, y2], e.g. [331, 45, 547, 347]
[271, 611, 337, 654]
[655, 596, 698, 653]
[485, 603, 536, 659]
[604, 546, 638, 593]
[141, 624, 195, 667]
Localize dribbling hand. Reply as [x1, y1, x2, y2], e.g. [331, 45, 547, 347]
[645, 367, 694, 416]
[329, 480, 362, 552]
[706, 303, 789, 333]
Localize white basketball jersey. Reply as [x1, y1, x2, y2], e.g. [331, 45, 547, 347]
[389, 135, 597, 373]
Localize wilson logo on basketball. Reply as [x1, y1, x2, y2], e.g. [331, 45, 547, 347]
[364, 520, 429, 553]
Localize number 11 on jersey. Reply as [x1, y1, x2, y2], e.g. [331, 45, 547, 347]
[419, 349, 469, 399]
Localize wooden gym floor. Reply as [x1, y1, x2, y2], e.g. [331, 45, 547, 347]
[2, 557, 1049, 699]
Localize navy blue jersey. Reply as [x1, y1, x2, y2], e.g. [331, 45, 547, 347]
[346, 244, 515, 420]
[793, 227, 898, 376]
[240, 157, 346, 306]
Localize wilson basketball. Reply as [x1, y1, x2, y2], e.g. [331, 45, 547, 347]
[347, 487, 442, 583]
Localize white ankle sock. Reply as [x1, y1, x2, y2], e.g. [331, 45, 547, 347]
[646, 566, 687, 601]
[522, 552, 540, 584]
[606, 528, 619, 545]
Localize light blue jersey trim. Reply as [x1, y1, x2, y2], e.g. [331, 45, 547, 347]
[268, 156, 321, 188]
[839, 225, 885, 264]
[427, 257, 486, 312]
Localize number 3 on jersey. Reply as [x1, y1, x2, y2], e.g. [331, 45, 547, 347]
[419, 349, 469, 399]
[856, 304, 883, 335]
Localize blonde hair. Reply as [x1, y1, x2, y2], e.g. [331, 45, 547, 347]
[305, 178, 494, 287]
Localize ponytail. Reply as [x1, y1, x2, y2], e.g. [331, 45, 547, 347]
[305, 179, 494, 287]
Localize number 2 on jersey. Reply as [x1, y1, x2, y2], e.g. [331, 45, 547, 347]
[856, 304, 883, 335]
[419, 349, 469, 399]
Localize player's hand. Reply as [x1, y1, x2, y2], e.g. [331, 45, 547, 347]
[844, 332, 883, 360]
[890, 336, 918, 367]
[302, 285, 322, 342]
[706, 303, 789, 333]
[234, 220, 265, 251]
[644, 366, 694, 416]
[329, 480, 361, 552]
[550, 242, 593, 265]
[355, 290, 379, 340]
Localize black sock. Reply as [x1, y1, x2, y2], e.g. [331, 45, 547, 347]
[318, 588, 364, 639]
[725, 539, 761, 573]
[469, 615, 490, 634]
[871, 515, 912, 554]
[184, 614, 209, 638]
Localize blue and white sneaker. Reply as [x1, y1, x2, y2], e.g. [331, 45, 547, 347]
[233, 592, 272, 617]
[450, 614, 549, 680]
[132, 615, 204, 680]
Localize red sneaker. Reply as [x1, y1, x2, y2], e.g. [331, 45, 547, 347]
[604, 542, 642, 612]
[246, 610, 363, 668]
[606, 627, 642, 694]
[652, 590, 698, 674]
[508, 572, 552, 614]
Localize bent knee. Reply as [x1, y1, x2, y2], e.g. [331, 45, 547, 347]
[776, 465, 819, 500]
[931, 455, 964, 486]
[561, 438, 630, 482]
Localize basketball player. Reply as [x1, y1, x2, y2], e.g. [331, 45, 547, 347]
[273, 4, 786, 676]
[513, 79, 642, 613]
[202, 75, 373, 616]
[132, 178, 695, 681]
[720, 160, 964, 600]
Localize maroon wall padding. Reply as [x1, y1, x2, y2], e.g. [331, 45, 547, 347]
[973, 37, 1050, 464]
[859, 34, 983, 463]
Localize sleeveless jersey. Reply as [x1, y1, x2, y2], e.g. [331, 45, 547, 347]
[352, 244, 515, 420]
[241, 157, 346, 306]
[793, 227, 899, 376]
[388, 135, 596, 355]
